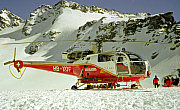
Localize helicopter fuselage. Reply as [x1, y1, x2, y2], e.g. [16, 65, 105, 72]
[17, 51, 150, 83]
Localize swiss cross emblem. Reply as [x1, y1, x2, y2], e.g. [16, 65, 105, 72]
[14, 60, 23, 69]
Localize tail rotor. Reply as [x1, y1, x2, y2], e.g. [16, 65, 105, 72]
[13, 47, 16, 62]
[4, 48, 16, 65]
[4, 48, 26, 79]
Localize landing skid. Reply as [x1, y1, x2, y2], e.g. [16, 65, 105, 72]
[71, 88, 151, 92]
[71, 80, 143, 90]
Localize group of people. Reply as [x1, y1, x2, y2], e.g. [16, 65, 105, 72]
[153, 74, 180, 88]
[163, 76, 179, 86]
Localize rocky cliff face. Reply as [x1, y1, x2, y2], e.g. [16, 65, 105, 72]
[69, 11, 179, 64]
[74, 12, 179, 48]
[0, 8, 24, 31]
[21, 0, 151, 36]
[22, 5, 55, 36]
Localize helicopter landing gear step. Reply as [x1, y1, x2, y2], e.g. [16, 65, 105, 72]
[131, 84, 138, 89]
[71, 83, 86, 90]
[131, 81, 143, 89]
[71, 85, 78, 90]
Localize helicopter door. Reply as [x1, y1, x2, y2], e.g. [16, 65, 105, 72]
[116, 56, 129, 75]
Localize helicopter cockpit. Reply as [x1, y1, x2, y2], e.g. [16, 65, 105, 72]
[116, 51, 147, 75]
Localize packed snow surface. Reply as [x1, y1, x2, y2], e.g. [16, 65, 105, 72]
[0, 88, 179, 110]
[0, 0, 179, 90]
[0, 2, 179, 110]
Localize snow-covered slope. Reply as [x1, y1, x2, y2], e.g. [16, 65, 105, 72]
[0, 88, 180, 110]
[0, 0, 180, 90]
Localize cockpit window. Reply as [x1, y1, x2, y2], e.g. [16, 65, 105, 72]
[98, 55, 113, 62]
[116, 54, 127, 62]
[117, 57, 123, 62]
[87, 57, 90, 60]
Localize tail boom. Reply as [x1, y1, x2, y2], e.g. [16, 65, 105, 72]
[22, 61, 78, 77]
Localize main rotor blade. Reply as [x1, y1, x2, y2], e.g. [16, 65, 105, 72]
[2, 39, 179, 46]
[2, 40, 87, 45]
[2, 40, 63, 45]
[107, 40, 180, 46]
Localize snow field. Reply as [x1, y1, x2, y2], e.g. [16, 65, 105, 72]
[0, 2, 180, 110]
[0, 88, 179, 110]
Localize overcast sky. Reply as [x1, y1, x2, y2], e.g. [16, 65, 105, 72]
[0, 0, 179, 21]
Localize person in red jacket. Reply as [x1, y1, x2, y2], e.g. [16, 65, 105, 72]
[166, 77, 171, 87]
[153, 75, 159, 88]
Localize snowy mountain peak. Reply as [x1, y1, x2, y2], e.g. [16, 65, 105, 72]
[19, 1, 179, 61]
[22, 0, 152, 36]
[22, 5, 55, 36]
[54, 0, 152, 18]
[0, 8, 24, 31]
[54, 0, 105, 13]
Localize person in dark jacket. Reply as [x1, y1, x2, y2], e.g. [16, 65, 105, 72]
[153, 75, 159, 88]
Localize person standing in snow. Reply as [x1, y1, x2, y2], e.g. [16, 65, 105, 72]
[153, 75, 159, 88]
[165, 76, 171, 87]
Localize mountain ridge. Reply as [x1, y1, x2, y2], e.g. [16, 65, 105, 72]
[0, 8, 24, 31]
[0, 1, 179, 65]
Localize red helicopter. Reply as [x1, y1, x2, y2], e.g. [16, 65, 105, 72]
[3, 39, 179, 90]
